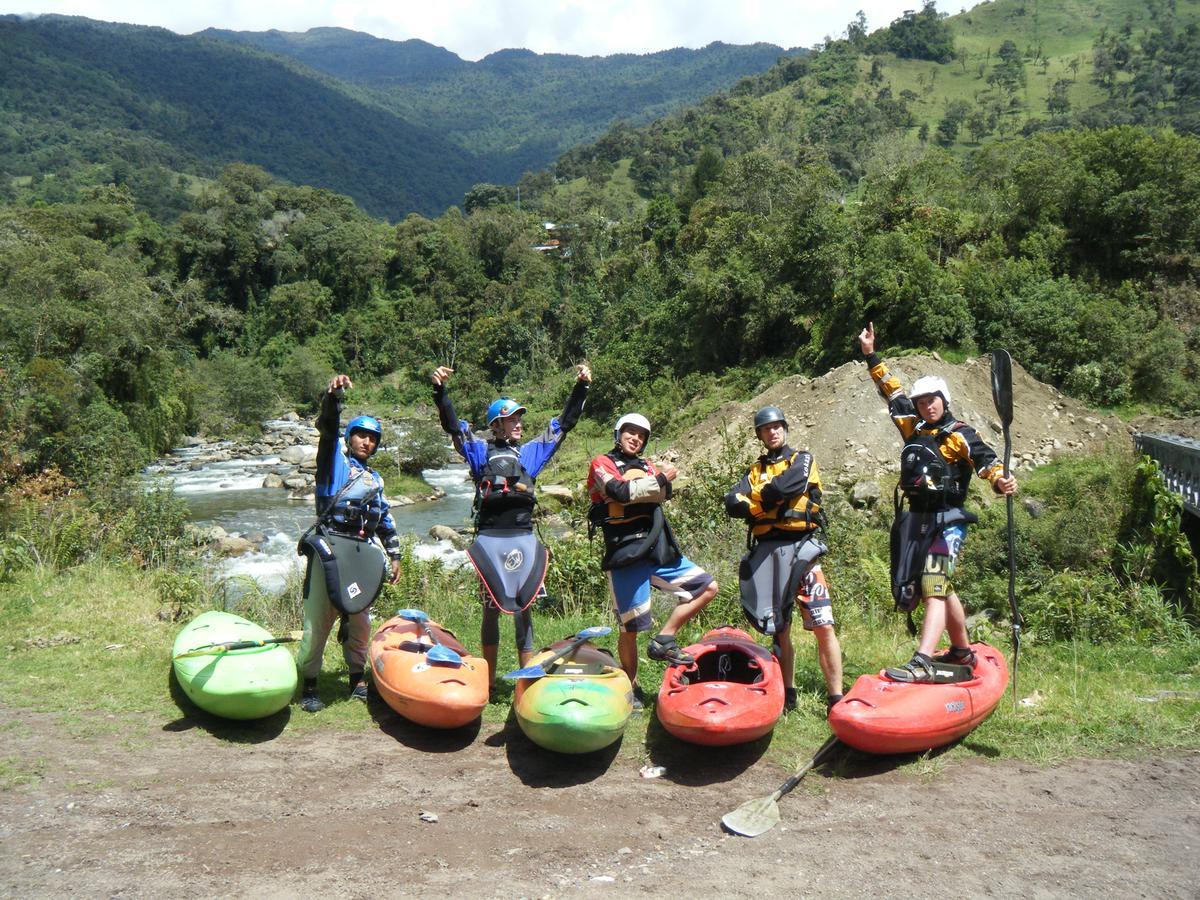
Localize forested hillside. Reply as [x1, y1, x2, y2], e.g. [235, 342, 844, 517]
[202, 27, 800, 183]
[0, 15, 795, 219]
[1, 0, 1199, 499]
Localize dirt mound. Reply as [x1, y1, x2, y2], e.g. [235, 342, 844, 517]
[677, 354, 1131, 483]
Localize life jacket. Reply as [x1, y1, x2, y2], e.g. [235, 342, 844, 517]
[324, 466, 387, 537]
[746, 449, 823, 540]
[587, 452, 680, 570]
[588, 451, 660, 529]
[898, 420, 970, 510]
[474, 442, 537, 530]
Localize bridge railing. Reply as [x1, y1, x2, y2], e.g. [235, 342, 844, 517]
[1133, 433, 1200, 517]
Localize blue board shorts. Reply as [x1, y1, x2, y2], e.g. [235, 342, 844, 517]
[607, 555, 715, 633]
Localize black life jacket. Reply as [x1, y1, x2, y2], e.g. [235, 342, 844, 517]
[474, 442, 537, 530]
[899, 420, 970, 510]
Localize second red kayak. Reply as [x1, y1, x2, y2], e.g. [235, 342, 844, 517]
[828, 641, 1009, 754]
[657, 626, 784, 746]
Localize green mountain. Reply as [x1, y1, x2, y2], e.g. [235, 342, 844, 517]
[0, 14, 478, 219]
[200, 27, 801, 183]
[550, 0, 1200, 199]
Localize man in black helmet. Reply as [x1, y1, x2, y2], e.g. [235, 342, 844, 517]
[724, 406, 844, 712]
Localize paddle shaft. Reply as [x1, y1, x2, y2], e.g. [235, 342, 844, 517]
[772, 735, 840, 802]
[175, 633, 301, 659]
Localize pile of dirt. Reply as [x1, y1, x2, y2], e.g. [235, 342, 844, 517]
[675, 354, 1132, 485]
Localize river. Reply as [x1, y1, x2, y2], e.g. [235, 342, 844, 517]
[144, 422, 474, 591]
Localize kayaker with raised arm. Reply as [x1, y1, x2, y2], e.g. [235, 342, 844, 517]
[858, 322, 1017, 683]
[587, 413, 718, 710]
[725, 406, 844, 712]
[432, 363, 591, 695]
[296, 373, 403, 713]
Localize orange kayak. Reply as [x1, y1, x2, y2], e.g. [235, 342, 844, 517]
[369, 615, 488, 728]
[828, 642, 1009, 754]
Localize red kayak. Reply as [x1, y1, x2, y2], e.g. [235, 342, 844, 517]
[657, 626, 784, 746]
[828, 641, 1009, 754]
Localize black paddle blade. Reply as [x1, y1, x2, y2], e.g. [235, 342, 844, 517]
[991, 349, 1014, 427]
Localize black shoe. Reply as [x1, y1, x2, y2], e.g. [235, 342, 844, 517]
[826, 693, 844, 712]
[631, 683, 646, 712]
[783, 687, 798, 712]
[647, 634, 694, 666]
[885, 653, 972, 684]
[350, 682, 369, 702]
[933, 646, 977, 668]
[299, 693, 325, 713]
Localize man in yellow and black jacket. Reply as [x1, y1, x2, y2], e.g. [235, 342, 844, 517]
[859, 322, 1017, 684]
[725, 406, 844, 712]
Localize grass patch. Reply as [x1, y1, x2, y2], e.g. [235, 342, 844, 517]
[0, 550, 1195, 767]
[0, 755, 47, 790]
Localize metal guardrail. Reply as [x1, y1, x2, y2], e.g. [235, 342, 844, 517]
[1133, 432, 1200, 517]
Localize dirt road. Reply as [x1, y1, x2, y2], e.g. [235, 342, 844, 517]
[2, 700, 1196, 898]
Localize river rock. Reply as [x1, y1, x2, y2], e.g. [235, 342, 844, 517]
[850, 478, 881, 509]
[281, 411, 300, 423]
[539, 484, 575, 506]
[214, 536, 255, 557]
[244, 531, 267, 545]
[279, 445, 317, 465]
[283, 475, 308, 490]
[429, 525, 470, 550]
[188, 524, 228, 544]
[262, 473, 285, 489]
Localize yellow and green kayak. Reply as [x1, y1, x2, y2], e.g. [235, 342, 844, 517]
[172, 610, 298, 720]
[513, 639, 632, 754]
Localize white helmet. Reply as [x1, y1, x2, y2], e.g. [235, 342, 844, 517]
[910, 375, 951, 407]
[613, 413, 652, 446]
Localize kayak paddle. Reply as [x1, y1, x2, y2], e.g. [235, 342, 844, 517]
[502, 626, 612, 680]
[174, 631, 302, 659]
[990, 349, 1022, 708]
[721, 735, 840, 837]
[396, 608, 463, 665]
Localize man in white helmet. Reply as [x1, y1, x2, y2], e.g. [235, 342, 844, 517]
[859, 322, 1017, 683]
[587, 413, 718, 710]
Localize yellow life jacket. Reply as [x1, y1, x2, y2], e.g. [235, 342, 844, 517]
[747, 451, 822, 538]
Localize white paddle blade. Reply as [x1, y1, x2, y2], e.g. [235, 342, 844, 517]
[720, 795, 780, 838]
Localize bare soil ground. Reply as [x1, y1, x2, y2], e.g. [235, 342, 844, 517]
[675, 354, 1138, 481]
[2, 702, 1196, 899]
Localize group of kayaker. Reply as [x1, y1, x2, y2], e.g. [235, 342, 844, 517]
[296, 321, 1017, 715]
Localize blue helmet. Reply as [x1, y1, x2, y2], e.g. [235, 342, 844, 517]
[345, 415, 383, 455]
[486, 397, 526, 427]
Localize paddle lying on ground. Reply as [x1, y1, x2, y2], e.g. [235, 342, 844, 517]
[721, 734, 840, 837]
[173, 632, 302, 659]
[395, 608, 464, 665]
[502, 626, 613, 680]
[990, 349, 1023, 707]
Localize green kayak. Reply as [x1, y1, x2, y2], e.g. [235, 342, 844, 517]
[172, 610, 298, 720]
[513, 640, 632, 754]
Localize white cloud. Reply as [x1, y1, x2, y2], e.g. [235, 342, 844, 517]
[6, 1, 953, 60]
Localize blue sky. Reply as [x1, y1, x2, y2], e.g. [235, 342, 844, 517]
[6, 1, 959, 60]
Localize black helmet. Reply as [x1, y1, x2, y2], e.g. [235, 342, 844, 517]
[753, 406, 788, 431]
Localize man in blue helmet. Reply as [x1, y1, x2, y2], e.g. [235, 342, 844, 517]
[431, 362, 591, 694]
[296, 373, 403, 713]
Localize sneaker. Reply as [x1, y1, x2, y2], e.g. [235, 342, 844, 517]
[783, 687, 798, 712]
[933, 646, 977, 668]
[299, 693, 325, 713]
[350, 682, 369, 702]
[631, 683, 646, 712]
[885, 653, 972, 684]
[647, 634, 694, 666]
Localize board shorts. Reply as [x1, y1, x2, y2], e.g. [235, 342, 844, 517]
[795, 565, 835, 631]
[920, 522, 968, 599]
[607, 555, 715, 633]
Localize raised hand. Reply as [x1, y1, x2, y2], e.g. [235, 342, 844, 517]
[432, 366, 454, 386]
[858, 322, 875, 356]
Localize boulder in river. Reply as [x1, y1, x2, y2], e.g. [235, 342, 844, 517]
[214, 535, 255, 557]
[262, 473, 285, 489]
[429, 525, 470, 550]
[279, 445, 317, 465]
